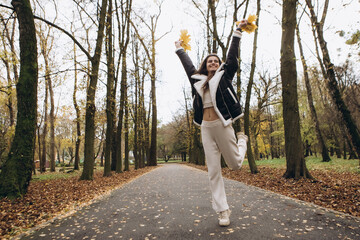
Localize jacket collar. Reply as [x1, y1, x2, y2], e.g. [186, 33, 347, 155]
[192, 63, 225, 98]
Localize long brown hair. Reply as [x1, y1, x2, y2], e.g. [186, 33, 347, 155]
[195, 53, 222, 90]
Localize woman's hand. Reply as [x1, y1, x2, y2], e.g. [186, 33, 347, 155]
[237, 19, 248, 29]
[175, 40, 182, 49]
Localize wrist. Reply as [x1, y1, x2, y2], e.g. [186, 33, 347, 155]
[236, 27, 243, 32]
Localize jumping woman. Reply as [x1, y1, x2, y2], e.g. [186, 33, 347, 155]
[175, 19, 249, 227]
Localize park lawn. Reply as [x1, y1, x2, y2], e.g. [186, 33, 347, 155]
[157, 158, 183, 164]
[251, 156, 360, 173]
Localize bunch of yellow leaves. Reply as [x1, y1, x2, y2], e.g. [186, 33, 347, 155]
[236, 14, 258, 33]
[179, 29, 191, 52]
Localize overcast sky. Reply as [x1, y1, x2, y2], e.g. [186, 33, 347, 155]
[155, 0, 359, 125]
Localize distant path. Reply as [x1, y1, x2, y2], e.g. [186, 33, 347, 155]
[21, 164, 360, 240]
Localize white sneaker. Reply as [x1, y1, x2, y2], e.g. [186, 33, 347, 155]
[218, 209, 231, 226]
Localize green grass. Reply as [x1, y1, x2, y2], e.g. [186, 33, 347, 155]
[31, 167, 104, 182]
[157, 158, 183, 164]
[252, 156, 359, 173]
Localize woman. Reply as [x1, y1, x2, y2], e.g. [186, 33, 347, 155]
[175, 20, 248, 227]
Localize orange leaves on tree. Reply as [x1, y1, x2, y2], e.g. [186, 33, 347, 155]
[236, 14, 258, 34]
[179, 29, 191, 52]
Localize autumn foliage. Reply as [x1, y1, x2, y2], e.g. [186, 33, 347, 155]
[179, 29, 191, 51]
[236, 14, 258, 33]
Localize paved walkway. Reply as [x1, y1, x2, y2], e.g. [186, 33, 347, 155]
[21, 164, 359, 240]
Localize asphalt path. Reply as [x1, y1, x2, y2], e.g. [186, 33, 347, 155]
[21, 164, 360, 240]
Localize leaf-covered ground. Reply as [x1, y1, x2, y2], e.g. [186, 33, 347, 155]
[187, 164, 360, 218]
[1, 164, 359, 239]
[0, 166, 157, 238]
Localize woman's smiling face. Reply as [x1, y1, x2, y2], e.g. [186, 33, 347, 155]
[206, 56, 220, 72]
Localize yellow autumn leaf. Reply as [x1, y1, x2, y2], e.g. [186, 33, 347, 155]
[247, 14, 257, 24]
[235, 14, 258, 34]
[179, 29, 191, 52]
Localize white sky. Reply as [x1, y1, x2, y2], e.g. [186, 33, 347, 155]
[1, 0, 359, 126]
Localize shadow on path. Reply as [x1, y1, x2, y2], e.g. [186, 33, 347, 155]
[21, 164, 360, 240]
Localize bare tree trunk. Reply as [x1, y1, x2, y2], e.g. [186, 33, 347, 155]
[281, 0, 312, 179]
[295, 21, 331, 162]
[37, 8, 57, 173]
[72, 41, 81, 171]
[115, 54, 127, 173]
[148, 42, 157, 166]
[113, 0, 132, 173]
[104, 0, 115, 177]
[183, 87, 193, 163]
[132, 46, 140, 169]
[40, 76, 48, 173]
[42, 48, 55, 172]
[140, 69, 147, 168]
[244, 0, 260, 174]
[0, 0, 38, 198]
[80, 0, 108, 180]
[123, 58, 130, 172]
[36, 124, 41, 173]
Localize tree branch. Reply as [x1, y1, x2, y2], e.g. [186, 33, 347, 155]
[33, 15, 91, 61]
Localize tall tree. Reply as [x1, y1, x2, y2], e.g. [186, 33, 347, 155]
[243, 0, 260, 174]
[130, 39, 140, 169]
[0, 0, 38, 198]
[280, 0, 312, 179]
[104, 0, 115, 177]
[131, 1, 168, 166]
[305, 0, 360, 158]
[72, 32, 81, 171]
[37, 19, 56, 172]
[80, 0, 108, 180]
[295, 15, 331, 162]
[40, 69, 48, 173]
[114, 0, 132, 173]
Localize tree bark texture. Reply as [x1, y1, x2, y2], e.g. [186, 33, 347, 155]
[115, 54, 127, 173]
[281, 0, 312, 179]
[244, 0, 260, 174]
[73, 42, 81, 171]
[148, 43, 157, 166]
[80, 0, 108, 180]
[43, 47, 56, 172]
[104, 0, 115, 177]
[123, 58, 130, 171]
[40, 75, 48, 173]
[0, 0, 38, 198]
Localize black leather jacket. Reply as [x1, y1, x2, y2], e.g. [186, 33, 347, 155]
[176, 32, 243, 126]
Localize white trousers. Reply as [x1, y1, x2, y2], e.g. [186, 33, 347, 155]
[201, 119, 247, 213]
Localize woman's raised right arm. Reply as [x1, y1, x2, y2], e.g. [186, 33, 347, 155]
[175, 41, 196, 84]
